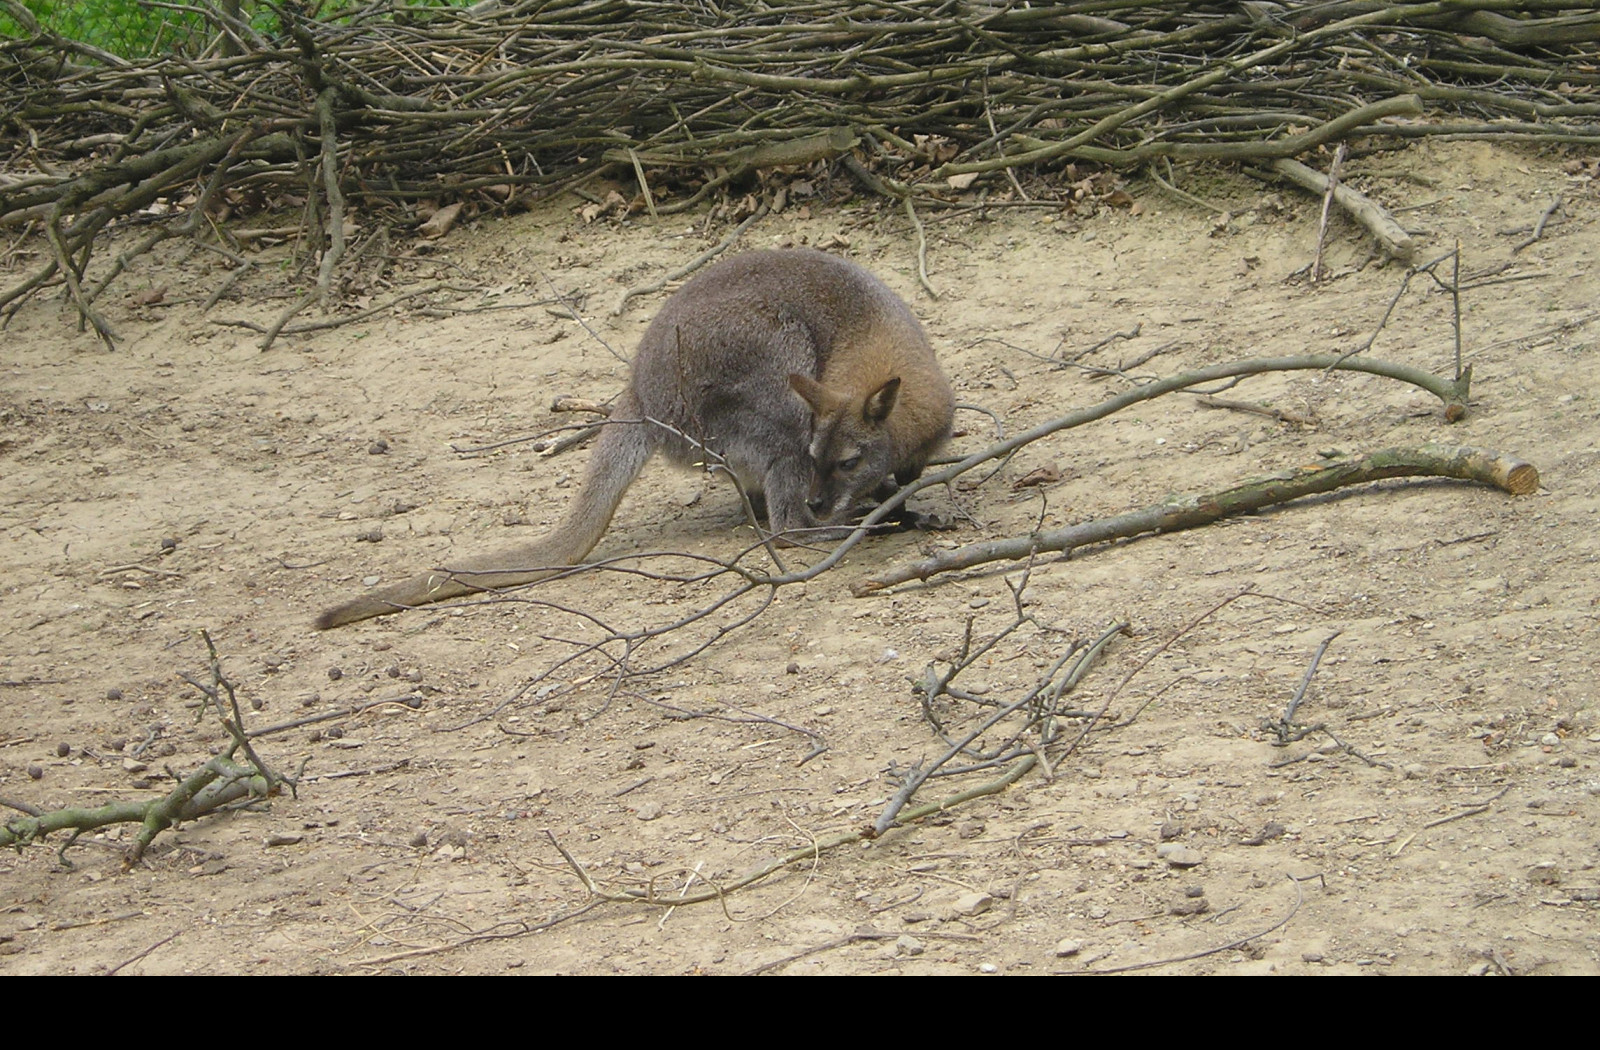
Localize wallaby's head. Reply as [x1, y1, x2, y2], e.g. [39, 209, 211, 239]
[788, 373, 902, 524]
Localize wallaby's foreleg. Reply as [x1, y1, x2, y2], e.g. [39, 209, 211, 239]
[761, 455, 853, 546]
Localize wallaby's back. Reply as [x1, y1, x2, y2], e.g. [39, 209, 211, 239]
[315, 249, 952, 629]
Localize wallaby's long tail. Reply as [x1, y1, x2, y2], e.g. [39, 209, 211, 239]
[314, 412, 655, 629]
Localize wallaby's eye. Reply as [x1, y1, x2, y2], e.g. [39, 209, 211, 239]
[838, 456, 861, 472]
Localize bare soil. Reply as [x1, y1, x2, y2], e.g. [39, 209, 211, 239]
[3, 140, 1597, 975]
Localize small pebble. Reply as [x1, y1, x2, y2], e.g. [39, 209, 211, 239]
[634, 802, 663, 821]
[106, 688, 124, 701]
[327, 667, 343, 681]
[1054, 939, 1083, 957]
[368, 438, 389, 454]
[26, 764, 43, 780]
[896, 935, 925, 957]
[1156, 844, 1204, 868]
[55, 742, 70, 758]
[951, 891, 993, 917]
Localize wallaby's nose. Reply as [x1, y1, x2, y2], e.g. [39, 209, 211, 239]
[806, 496, 827, 515]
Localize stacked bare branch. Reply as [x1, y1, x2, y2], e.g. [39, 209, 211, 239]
[3, 0, 1597, 340]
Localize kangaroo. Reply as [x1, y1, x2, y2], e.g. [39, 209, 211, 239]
[314, 248, 954, 629]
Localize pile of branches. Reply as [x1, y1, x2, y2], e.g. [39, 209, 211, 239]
[3, 0, 1598, 343]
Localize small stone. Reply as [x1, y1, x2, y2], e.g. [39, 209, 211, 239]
[55, 742, 70, 758]
[956, 819, 985, 840]
[1156, 844, 1204, 868]
[159, 537, 177, 552]
[1053, 939, 1083, 957]
[786, 662, 800, 675]
[106, 688, 124, 701]
[386, 664, 402, 679]
[952, 891, 994, 917]
[978, 962, 998, 974]
[327, 667, 343, 681]
[896, 935, 925, 957]
[264, 833, 303, 847]
[1402, 763, 1426, 779]
[122, 758, 148, 773]
[1183, 884, 1205, 898]
[1242, 821, 1286, 846]
[1159, 820, 1182, 840]
[1540, 732, 1561, 748]
[812, 705, 834, 717]
[1170, 897, 1209, 916]
[368, 438, 389, 454]
[409, 828, 430, 848]
[1302, 952, 1324, 964]
[634, 802, 664, 821]
[26, 764, 43, 780]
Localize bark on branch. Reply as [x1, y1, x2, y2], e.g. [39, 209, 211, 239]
[856, 445, 1538, 595]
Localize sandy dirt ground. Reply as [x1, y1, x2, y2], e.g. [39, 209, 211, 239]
[2, 140, 1597, 974]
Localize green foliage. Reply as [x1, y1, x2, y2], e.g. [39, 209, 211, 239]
[2, 0, 216, 56]
[0, 1, 481, 59]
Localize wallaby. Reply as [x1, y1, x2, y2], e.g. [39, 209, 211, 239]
[314, 248, 954, 629]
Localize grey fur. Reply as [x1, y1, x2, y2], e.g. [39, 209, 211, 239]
[315, 249, 953, 629]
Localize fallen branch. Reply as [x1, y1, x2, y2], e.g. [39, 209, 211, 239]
[857, 445, 1537, 594]
[0, 631, 286, 867]
[1265, 156, 1416, 261]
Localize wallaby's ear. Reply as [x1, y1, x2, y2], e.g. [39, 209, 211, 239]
[863, 377, 901, 422]
[789, 373, 828, 416]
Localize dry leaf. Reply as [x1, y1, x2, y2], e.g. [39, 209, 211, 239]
[417, 201, 463, 239]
